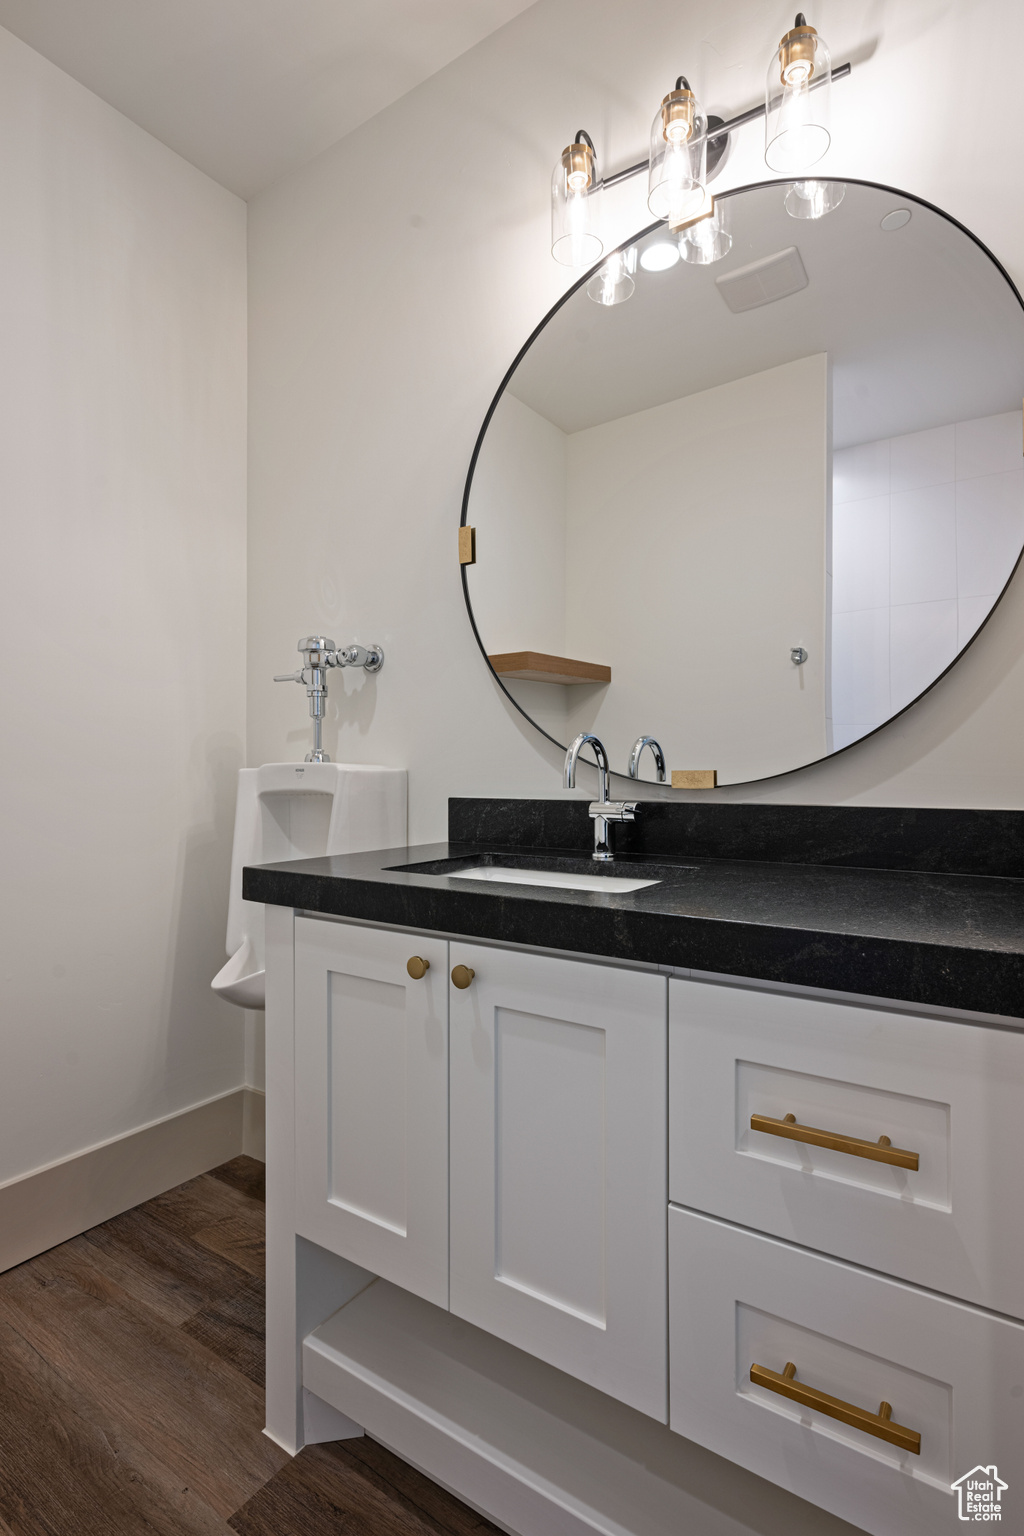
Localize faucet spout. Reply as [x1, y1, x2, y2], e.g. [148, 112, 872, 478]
[564, 733, 638, 861]
[564, 732, 610, 804]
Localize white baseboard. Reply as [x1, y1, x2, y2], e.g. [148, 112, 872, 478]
[0, 1085, 258, 1274]
[243, 1086, 266, 1160]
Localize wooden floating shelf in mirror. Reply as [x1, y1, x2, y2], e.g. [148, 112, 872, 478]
[488, 651, 611, 686]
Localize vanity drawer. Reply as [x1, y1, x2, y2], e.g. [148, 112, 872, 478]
[669, 1207, 1024, 1536]
[669, 978, 1024, 1316]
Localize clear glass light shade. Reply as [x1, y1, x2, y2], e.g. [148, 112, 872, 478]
[587, 246, 637, 305]
[678, 198, 732, 265]
[784, 179, 845, 219]
[765, 22, 831, 173]
[551, 139, 603, 267]
[648, 87, 708, 226]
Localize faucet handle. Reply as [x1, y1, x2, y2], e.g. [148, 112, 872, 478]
[273, 670, 304, 683]
[589, 800, 639, 823]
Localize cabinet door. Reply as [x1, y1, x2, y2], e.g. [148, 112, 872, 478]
[294, 918, 448, 1308]
[449, 943, 667, 1420]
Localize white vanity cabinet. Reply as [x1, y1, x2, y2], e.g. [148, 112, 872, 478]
[448, 942, 668, 1420]
[293, 917, 449, 1308]
[280, 913, 1023, 1536]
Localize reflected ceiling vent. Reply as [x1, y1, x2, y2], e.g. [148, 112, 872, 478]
[715, 246, 808, 312]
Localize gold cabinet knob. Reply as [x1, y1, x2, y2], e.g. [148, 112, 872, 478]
[406, 956, 430, 980]
[451, 964, 475, 990]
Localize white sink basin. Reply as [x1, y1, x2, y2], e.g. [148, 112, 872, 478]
[448, 865, 660, 894]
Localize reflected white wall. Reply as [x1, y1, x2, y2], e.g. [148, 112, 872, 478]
[468, 393, 567, 656]
[832, 411, 1024, 749]
[563, 354, 832, 782]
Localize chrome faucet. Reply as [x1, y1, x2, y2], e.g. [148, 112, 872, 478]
[629, 736, 667, 783]
[564, 732, 638, 862]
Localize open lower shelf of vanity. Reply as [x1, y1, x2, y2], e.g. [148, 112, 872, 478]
[488, 650, 611, 685]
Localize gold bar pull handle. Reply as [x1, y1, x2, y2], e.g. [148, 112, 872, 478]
[750, 1112, 919, 1171]
[750, 1361, 921, 1455]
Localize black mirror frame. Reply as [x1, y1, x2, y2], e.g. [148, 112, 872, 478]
[460, 178, 1024, 787]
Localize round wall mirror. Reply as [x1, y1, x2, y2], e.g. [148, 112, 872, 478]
[461, 180, 1024, 786]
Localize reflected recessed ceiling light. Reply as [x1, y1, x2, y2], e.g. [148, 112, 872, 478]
[639, 242, 680, 272]
[881, 208, 912, 231]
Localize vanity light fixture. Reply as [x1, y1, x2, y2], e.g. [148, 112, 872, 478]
[648, 77, 708, 227]
[587, 245, 638, 305]
[551, 130, 603, 267]
[784, 179, 845, 220]
[547, 15, 849, 268]
[677, 197, 732, 265]
[765, 13, 833, 173]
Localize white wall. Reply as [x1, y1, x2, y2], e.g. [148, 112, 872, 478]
[832, 410, 1024, 748]
[563, 354, 831, 783]
[0, 28, 248, 1184]
[247, 0, 1024, 834]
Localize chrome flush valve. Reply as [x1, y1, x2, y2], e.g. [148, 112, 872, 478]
[274, 634, 385, 762]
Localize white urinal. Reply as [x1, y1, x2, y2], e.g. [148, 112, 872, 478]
[211, 761, 407, 1010]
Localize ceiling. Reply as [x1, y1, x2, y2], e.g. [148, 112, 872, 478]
[507, 181, 1024, 450]
[0, 0, 539, 198]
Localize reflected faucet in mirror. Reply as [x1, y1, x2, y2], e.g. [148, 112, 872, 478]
[564, 732, 639, 862]
[629, 736, 667, 783]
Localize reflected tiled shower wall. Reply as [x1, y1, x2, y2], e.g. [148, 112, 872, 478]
[831, 411, 1024, 750]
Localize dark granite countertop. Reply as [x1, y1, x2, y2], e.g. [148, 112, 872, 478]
[244, 826, 1024, 1020]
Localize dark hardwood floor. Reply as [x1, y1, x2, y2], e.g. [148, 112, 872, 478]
[0, 1157, 503, 1535]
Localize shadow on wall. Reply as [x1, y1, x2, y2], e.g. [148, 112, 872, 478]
[158, 730, 245, 1109]
[285, 668, 379, 761]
